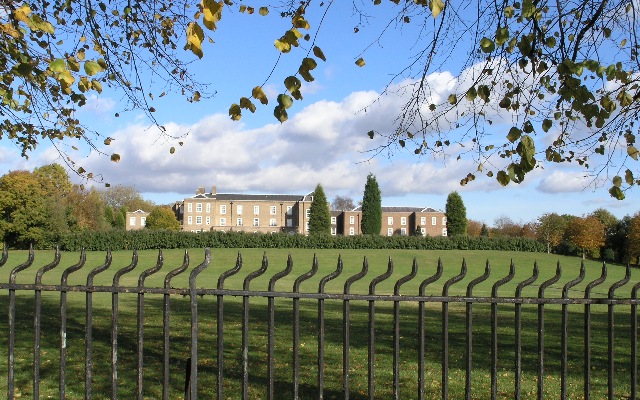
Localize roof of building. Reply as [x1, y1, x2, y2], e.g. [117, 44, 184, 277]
[352, 206, 443, 213]
[189, 193, 305, 202]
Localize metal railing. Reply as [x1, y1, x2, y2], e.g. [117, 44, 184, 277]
[0, 247, 639, 399]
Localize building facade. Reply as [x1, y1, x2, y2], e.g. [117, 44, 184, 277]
[336, 207, 447, 237]
[125, 210, 149, 231]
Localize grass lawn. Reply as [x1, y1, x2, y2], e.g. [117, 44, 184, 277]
[0, 248, 638, 399]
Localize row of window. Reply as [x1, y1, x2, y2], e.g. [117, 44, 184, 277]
[186, 216, 288, 227]
[186, 203, 293, 216]
[129, 217, 146, 226]
[346, 215, 447, 226]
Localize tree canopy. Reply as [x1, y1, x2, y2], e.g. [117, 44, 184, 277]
[360, 173, 382, 235]
[445, 191, 467, 236]
[2, 0, 640, 196]
[145, 207, 181, 231]
[308, 183, 331, 235]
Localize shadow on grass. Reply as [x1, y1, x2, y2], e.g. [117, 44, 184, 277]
[0, 292, 634, 399]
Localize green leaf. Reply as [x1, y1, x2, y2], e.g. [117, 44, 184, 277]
[367, 130, 375, 139]
[170, 147, 176, 154]
[609, 185, 625, 200]
[259, 7, 269, 16]
[313, 46, 327, 62]
[84, 60, 105, 76]
[229, 103, 241, 120]
[49, 58, 66, 73]
[273, 105, 288, 123]
[252, 86, 268, 105]
[541, 119, 552, 132]
[507, 127, 522, 143]
[480, 37, 495, 53]
[448, 94, 457, 104]
[496, 170, 510, 186]
[625, 169, 634, 185]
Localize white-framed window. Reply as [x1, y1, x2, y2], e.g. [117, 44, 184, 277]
[206, 217, 210, 225]
[187, 216, 192, 224]
[442, 216, 447, 225]
[442, 228, 447, 236]
[286, 206, 293, 215]
[305, 209, 310, 218]
[349, 215, 355, 224]
[331, 217, 336, 224]
[237, 205, 243, 215]
[349, 227, 355, 236]
[286, 219, 293, 227]
[387, 228, 393, 236]
[421, 228, 426, 236]
[331, 227, 337, 235]
[220, 205, 226, 214]
[305, 222, 309, 232]
[141, 217, 146, 226]
[220, 218, 226, 226]
[129, 217, 136, 226]
[196, 216, 202, 225]
[432, 217, 437, 226]
[196, 203, 202, 212]
[270, 206, 277, 215]
[254, 206, 260, 215]
[401, 228, 407, 235]
[237, 218, 243, 226]
[401, 217, 407, 226]
[421, 217, 426, 225]
[388, 217, 393, 225]
[187, 203, 192, 212]
[206, 203, 211, 213]
[269, 218, 277, 226]
[253, 218, 260, 227]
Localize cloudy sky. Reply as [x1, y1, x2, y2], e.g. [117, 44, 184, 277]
[2, 1, 638, 226]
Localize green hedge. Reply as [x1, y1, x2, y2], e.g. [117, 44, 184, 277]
[50, 230, 547, 253]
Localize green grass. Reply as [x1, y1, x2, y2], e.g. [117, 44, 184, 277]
[0, 248, 638, 399]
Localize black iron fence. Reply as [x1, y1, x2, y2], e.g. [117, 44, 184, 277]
[1, 247, 639, 399]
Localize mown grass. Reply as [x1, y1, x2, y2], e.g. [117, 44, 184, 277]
[0, 248, 638, 399]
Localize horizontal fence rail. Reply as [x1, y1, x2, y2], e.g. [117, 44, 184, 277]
[0, 247, 639, 399]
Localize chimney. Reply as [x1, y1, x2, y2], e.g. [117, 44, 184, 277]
[196, 187, 205, 195]
[211, 185, 217, 195]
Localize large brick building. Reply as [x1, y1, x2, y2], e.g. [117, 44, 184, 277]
[168, 186, 448, 237]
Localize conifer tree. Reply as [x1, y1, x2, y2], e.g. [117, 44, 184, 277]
[361, 173, 382, 235]
[308, 184, 331, 235]
[445, 191, 467, 236]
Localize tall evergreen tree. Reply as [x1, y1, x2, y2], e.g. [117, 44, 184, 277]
[361, 173, 382, 235]
[445, 191, 467, 236]
[308, 184, 331, 235]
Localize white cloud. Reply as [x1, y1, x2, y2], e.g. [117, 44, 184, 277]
[537, 170, 594, 193]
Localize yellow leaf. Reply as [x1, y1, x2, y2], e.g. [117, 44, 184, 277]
[185, 22, 205, 58]
[429, 0, 445, 18]
[202, 0, 223, 31]
[252, 86, 268, 105]
[259, 7, 269, 16]
[355, 57, 365, 67]
[14, 5, 32, 24]
[229, 103, 242, 120]
[628, 146, 639, 161]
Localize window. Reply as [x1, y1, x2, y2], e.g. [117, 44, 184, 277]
[220, 218, 226, 226]
[196, 203, 202, 212]
[387, 228, 393, 236]
[442, 228, 447, 236]
[269, 218, 277, 226]
[237, 205, 243, 215]
[196, 216, 202, 225]
[305, 209, 310, 219]
[331, 217, 336, 224]
[220, 205, 226, 214]
[349, 215, 355, 224]
[421, 228, 426, 236]
[432, 217, 437, 226]
[349, 227, 355, 235]
[187, 216, 192, 224]
[286, 206, 292, 215]
[206, 203, 211, 213]
[442, 216, 447, 225]
[206, 217, 210, 225]
[331, 227, 337, 235]
[129, 217, 136, 226]
[286, 218, 293, 227]
[237, 218, 243, 226]
[400, 228, 407, 235]
[388, 217, 393, 225]
[187, 203, 192, 212]
[254, 206, 260, 215]
[253, 218, 260, 227]
[401, 217, 406, 226]
[421, 217, 426, 225]
[305, 222, 309, 232]
[141, 217, 146, 226]
[270, 206, 277, 215]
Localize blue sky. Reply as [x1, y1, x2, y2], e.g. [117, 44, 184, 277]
[1, 1, 638, 226]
